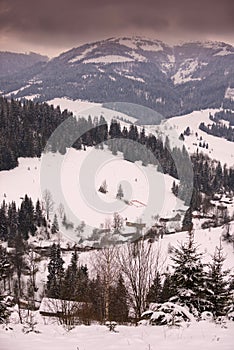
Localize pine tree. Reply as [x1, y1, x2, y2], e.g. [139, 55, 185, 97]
[18, 195, 36, 240]
[11, 232, 25, 296]
[62, 249, 78, 300]
[0, 201, 8, 241]
[116, 184, 124, 200]
[51, 214, 59, 234]
[146, 272, 162, 304]
[109, 274, 129, 323]
[206, 244, 231, 318]
[89, 275, 105, 322]
[171, 181, 179, 197]
[47, 244, 65, 298]
[0, 246, 11, 292]
[35, 200, 43, 227]
[160, 273, 176, 303]
[7, 201, 18, 246]
[76, 265, 89, 302]
[170, 231, 207, 315]
[99, 180, 108, 194]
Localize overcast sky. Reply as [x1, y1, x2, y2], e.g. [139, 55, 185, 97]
[0, 0, 234, 57]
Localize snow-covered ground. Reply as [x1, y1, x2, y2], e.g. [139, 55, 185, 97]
[147, 109, 234, 167]
[0, 146, 184, 242]
[1, 317, 234, 350]
[47, 97, 137, 124]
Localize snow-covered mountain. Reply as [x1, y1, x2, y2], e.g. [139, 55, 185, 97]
[1, 37, 234, 119]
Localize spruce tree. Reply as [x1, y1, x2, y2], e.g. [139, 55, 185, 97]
[47, 244, 65, 298]
[170, 231, 206, 315]
[0, 201, 8, 241]
[146, 272, 162, 304]
[76, 265, 89, 302]
[160, 273, 176, 303]
[7, 201, 18, 246]
[89, 275, 105, 322]
[62, 249, 78, 300]
[116, 184, 124, 200]
[109, 274, 129, 323]
[35, 200, 43, 227]
[51, 214, 59, 234]
[206, 244, 231, 318]
[18, 195, 36, 240]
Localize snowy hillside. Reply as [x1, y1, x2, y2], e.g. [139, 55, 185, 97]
[146, 109, 234, 167]
[0, 146, 185, 243]
[47, 97, 138, 124]
[47, 99, 234, 167]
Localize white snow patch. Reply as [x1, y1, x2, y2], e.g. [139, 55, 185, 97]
[83, 55, 134, 64]
[22, 94, 40, 100]
[5, 84, 31, 96]
[225, 87, 234, 101]
[118, 38, 139, 50]
[47, 97, 100, 116]
[68, 45, 98, 63]
[130, 51, 147, 62]
[172, 59, 201, 85]
[214, 47, 234, 56]
[109, 75, 116, 81]
[139, 42, 163, 52]
[124, 74, 145, 83]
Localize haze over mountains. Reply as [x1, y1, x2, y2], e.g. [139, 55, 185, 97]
[1, 37, 234, 119]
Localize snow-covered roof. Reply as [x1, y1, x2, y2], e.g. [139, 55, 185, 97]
[39, 297, 88, 314]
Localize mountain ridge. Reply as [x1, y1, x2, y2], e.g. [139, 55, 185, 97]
[0, 37, 234, 118]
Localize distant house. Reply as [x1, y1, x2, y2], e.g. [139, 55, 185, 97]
[39, 297, 92, 318]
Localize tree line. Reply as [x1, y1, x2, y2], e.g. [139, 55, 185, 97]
[199, 110, 234, 142]
[0, 194, 59, 245]
[1, 232, 234, 326]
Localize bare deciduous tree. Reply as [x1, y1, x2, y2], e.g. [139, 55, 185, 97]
[91, 245, 119, 321]
[118, 239, 160, 321]
[43, 190, 54, 220]
[57, 203, 65, 219]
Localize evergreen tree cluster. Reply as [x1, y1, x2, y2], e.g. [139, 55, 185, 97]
[200, 121, 234, 142]
[45, 234, 234, 324]
[199, 110, 234, 142]
[0, 97, 108, 170]
[107, 120, 183, 179]
[147, 233, 233, 319]
[191, 152, 234, 196]
[46, 245, 129, 323]
[0, 196, 47, 243]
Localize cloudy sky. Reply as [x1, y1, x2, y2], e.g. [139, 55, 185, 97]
[0, 0, 234, 57]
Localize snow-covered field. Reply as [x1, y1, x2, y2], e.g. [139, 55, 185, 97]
[47, 97, 137, 124]
[1, 318, 234, 350]
[147, 109, 234, 166]
[0, 145, 184, 242]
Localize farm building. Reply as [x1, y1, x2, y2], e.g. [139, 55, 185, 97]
[39, 297, 92, 320]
